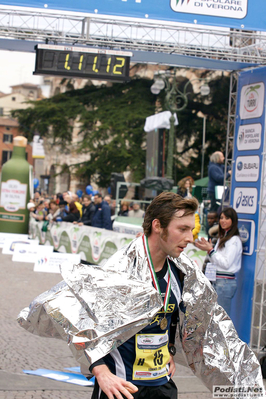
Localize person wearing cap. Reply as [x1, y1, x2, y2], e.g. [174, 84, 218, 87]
[27, 202, 36, 214]
[128, 202, 145, 218]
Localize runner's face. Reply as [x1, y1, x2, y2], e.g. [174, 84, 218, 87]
[159, 213, 195, 258]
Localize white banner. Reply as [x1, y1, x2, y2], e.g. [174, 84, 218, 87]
[12, 243, 54, 263]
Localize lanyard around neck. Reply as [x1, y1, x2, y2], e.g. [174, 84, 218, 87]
[142, 235, 171, 313]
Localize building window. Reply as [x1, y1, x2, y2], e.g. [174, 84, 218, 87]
[0, 108, 3, 116]
[3, 134, 13, 143]
[12, 97, 16, 101]
[2, 150, 12, 165]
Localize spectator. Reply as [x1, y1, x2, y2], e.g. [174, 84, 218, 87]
[55, 200, 68, 221]
[72, 193, 83, 218]
[45, 200, 61, 222]
[104, 195, 116, 216]
[74, 195, 95, 226]
[195, 207, 242, 315]
[128, 201, 145, 218]
[118, 201, 129, 217]
[31, 201, 47, 221]
[177, 176, 194, 198]
[43, 199, 50, 214]
[192, 211, 201, 241]
[92, 193, 112, 230]
[27, 202, 36, 214]
[207, 152, 231, 212]
[62, 201, 80, 223]
[207, 211, 219, 245]
[33, 191, 41, 206]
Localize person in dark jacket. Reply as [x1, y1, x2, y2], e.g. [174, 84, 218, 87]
[62, 201, 80, 223]
[207, 151, 231, 212]
[73, 195, 95, 226]
[92, 193, 112, 230]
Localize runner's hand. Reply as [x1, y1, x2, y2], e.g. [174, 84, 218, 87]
[93, 364, 138, 399]
[168, 354, 176, 378]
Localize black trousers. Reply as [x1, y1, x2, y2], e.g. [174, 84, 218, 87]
[91, 378, 178, 399]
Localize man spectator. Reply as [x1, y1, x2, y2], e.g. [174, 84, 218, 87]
[207, 151, 231, 212]
[206, 211, 219, 244]
[104, 195, 116, 216]
[92, 193, 112, 230]
[73, 195, 95, 226]
[128, 201, 145, 218]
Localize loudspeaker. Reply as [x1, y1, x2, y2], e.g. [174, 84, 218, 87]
[110, 173, 127, 199]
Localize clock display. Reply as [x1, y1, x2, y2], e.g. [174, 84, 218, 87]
[34, 44, 132, 82]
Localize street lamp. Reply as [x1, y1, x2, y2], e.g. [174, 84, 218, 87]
[151, 70, 210, 180]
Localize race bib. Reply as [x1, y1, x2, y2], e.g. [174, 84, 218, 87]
[132, 332, 170, 380]
[205, 263, 216, 281]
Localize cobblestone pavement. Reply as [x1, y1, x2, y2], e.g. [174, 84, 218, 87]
[0, 250, 243, 399]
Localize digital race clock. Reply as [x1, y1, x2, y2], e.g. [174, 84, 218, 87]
[34, 44, 132, 82]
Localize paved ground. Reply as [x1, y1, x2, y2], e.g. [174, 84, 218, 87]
[0, 249, 248, 399]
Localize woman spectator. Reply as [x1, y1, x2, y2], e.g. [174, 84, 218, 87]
[177, 176, 194, 198]
[61, 201, 80, 223]
[73, 195, 95, 226]
[118, 201, 129, 217]
[195, 207, 242, 315]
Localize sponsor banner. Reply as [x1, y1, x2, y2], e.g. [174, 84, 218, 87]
[29, 220, 206, 270]
[2, 0, 266, 32]
[238, 219, 255, 256]
[239, 83, 265, 120]
[237, 123, 262, 151]
[230, 66, 266, 344]
[0, 179, 27, 211]
[2, 238, 39, 255]
[12, 243, 53, 263]
[170, 0, 247, 19]
[0, 232, 29, 248]
[113, 220, 143, 236]
[34, 252, 80, 273]
[32, 135, 45, 158]
[235, 155, 260, 182]
[233, 187, 257, 214]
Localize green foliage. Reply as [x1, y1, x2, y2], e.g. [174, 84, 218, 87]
[12, 78, 156, 187]
[170, 73, 230, 182]
[12, 72, 230, 187]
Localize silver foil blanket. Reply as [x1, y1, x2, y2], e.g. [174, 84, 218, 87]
[17, 236, 264, 395]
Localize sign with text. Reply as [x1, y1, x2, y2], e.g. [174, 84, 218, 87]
[230, 66, 266, 344]
[237, 124, 262, 151]
[12, 243, 54, 263]
[34, 252, 80, 273]
[2, 238, 39, 255]
[239, 82, 265, 120]
[0, 233, 29, 248]
[235, 155, 260, 182]
[2, 0, 266, 32]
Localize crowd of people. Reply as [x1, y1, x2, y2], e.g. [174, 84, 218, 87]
[28, 150, 241, 315]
